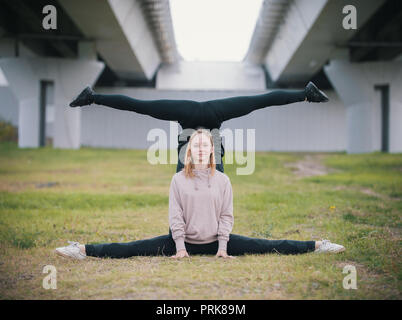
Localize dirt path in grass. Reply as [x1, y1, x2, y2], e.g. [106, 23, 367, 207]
[284, 154, 337, 178]
[285, 154, 401, 202]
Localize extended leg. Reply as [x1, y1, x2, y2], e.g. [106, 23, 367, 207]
[84, 234, 176, 258]
[93, 93, 201, 123]
[226, 234, 316, 256]
[203, 89, 306, 124]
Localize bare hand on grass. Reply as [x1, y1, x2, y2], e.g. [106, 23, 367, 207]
[215, 250, 236, 259]
[171, 249, 190, 259]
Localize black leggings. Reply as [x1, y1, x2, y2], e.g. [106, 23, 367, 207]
[86, 90, 312, 257]
[93, 90, 306, 172]
[93, 90, 306, 129]
[82, 149, 316, 257]
[85, 232, 316, 258]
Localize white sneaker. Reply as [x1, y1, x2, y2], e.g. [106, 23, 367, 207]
[314, 239, 345, 253]
[55, 241, 87, 260]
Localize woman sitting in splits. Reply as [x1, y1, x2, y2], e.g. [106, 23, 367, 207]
[55, 128, 345, 260]
[69, 81, 329, 173]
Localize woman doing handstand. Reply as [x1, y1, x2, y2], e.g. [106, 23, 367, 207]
[69, 82, 329, 173]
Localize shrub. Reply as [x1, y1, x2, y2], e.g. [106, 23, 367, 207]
[0, 119, 18, 143]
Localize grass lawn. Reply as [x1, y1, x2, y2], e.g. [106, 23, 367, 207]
[0, 141, 400, 299]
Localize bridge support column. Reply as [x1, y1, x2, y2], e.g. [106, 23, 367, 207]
[324, 59, 402, 153]
[0, 57, 104, 148]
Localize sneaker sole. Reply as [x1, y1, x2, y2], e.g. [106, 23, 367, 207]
[69, 87, 92, 108]
[315, 247, 346, 253]
[55, 248, 84, 260]
[318, 89, 329, 102]
[327, 247, 346, 253]
[307, 82, 329, 102]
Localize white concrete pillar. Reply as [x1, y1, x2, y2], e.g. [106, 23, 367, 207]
[324, 59, 402, 153]
[0, 57, 104, 149]
[51, 58, 104, 149]
[0, 66, 8, 86]
[0, 40, 37, 131]
[0, 58, 39, 147]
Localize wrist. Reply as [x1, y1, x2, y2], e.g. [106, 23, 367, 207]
[175, 237, 186, 252]
[218, 239, 228, 252]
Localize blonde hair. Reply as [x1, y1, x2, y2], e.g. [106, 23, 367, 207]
[183, 128, 216, 178]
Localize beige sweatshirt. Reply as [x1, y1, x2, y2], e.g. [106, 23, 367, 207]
[169, 167, 234, 252]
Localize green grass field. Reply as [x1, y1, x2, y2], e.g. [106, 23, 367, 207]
[0, 141, 400, 299]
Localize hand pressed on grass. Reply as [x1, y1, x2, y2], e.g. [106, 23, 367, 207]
[215, 249, 235, 259]
[171, 249, 190, 259]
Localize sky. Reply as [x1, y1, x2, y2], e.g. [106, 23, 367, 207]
[169, 0, 264, 62]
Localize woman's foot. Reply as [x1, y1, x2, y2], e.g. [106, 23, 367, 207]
[314, 239, 345, 253]
[69, 86, 95, 107]
[304, 81, 329, 103]
[55, 241, 87, 260]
